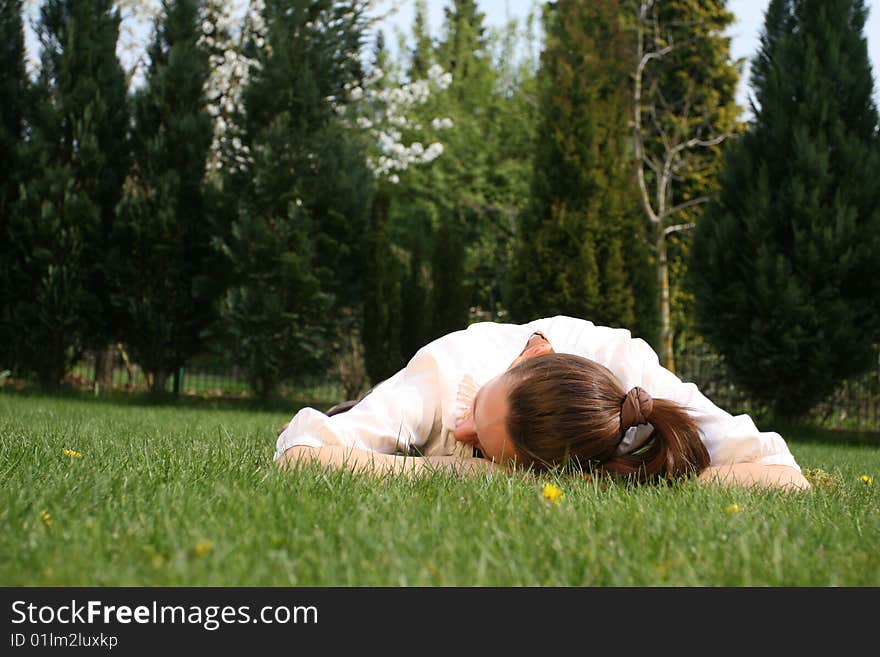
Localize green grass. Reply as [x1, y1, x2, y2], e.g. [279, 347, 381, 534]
[1, 390, 878, 586]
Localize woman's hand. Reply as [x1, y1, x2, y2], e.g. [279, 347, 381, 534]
[276, 422, 290, 437]
[698, 463, 811, 491]
[277, 445, 508, 476]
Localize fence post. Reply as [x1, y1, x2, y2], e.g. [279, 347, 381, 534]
[173, 367, 185, 397]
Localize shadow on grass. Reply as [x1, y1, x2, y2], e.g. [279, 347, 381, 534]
[759, 419, 879, 448]
[0, 381, 340, 415]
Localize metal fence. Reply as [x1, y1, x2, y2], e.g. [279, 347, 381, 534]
[70, 351, 350, 406]
[68, 340, 880, 431]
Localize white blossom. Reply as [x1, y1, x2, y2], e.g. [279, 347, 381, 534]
[200, 0, 265, 175]
[339, 60, 455, 182]
[424, 142, 444, 160]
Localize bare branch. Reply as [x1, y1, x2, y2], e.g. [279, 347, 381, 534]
[664, 222, 697, 236]
[637, 45, 674, 79]
[633, 3, 662, 225]
[670, 133, 728, 159]
[642, 154, 660, 175]
[664, 196, 710, 220]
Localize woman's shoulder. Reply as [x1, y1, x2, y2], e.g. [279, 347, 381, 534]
[408, 320, 531, 375]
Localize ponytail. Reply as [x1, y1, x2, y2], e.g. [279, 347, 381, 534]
[504, 353, 710, 482]
[599, 397, 709, 482]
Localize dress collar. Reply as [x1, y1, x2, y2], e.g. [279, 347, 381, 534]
[451, 373, 481, 428]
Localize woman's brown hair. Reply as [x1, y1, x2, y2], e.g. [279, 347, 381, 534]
[503, 353, 710, 482]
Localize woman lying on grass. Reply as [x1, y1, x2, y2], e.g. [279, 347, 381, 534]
[275, 315, 810, 491]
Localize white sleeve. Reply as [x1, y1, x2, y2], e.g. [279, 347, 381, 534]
[623, 337, 801, 470]
[273, 351, 441, 461]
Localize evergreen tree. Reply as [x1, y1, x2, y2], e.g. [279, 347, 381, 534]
[428, 0, 492, 332]
[409, 0, 434, 78]
[436, 0, 487, 86]
[394, 0, 535, 328]
[399, 220, 431, 360]
[430, 212, 469, 339]
[361, 31, 394, 377]
[0, 0, 26, 235]
[6, 0, 128, 386]
[602, 237, 634, 328]
[362, 30, 421, 375]
[0, 0, 28, 371]
[508, 0, 642, 330]
[362, 189, 404, 383]
[107, 0, 216, 394]
[690, 0, 880, 418]
[218, 0, 372, 397]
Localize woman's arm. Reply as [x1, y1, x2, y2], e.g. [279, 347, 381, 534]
[698, 463, 811, 491]
[274, 351, 444, 461]
[277, 445, 507, 476]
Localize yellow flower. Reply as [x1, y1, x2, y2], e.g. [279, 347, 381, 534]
[542, 482, 564, 503]
[724, 503, 742, 514]
[194, 540, 213, 557]
[63, 449, 82, 458]
[40, 510, 52, 527]
[861, 475, 873, 486]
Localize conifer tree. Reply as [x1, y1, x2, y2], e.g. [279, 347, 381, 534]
[359, 30, 428, 363]
[218, 0, 372, 397]
[400, 222, 431, 360]
[7, 0, 128, 386]
[409, 0, 434, 78]
[362, 189, 404, 383]
[385, 1, 539, 331]
[508, 0, 642, 330]
[428, 0, 493, 332]
[0, 0, 28, 371]
[430, 212, 469, 339]
[107, 0, 215, 393]
[0, 0, 25, 235]
[690, 0, 880, 417]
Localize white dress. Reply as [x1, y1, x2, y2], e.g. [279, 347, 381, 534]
[274, 315, 802, 471]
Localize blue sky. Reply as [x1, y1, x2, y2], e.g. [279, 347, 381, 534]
[373, 0, 880, 111]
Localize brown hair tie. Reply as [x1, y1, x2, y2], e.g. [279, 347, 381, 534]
[620, 386, 654, 432]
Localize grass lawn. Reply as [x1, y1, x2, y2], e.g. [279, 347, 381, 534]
[1, 389, 878, 586]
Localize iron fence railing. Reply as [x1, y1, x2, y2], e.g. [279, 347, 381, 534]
[66, 341, 880, 431]
[70, 353, 349, 406]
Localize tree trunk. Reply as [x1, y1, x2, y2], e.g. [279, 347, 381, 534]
[151, 370, 169, 395]
[93, 344, 114, 389]
[656, 224, 675, 372]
